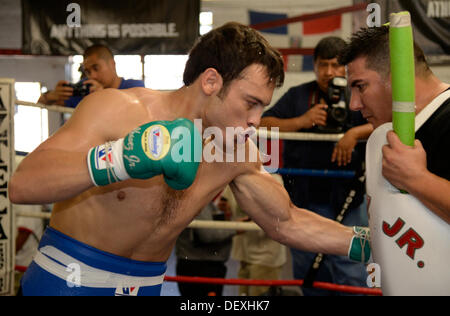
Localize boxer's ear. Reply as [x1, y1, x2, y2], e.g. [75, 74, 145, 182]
[200, 68, 223, 96]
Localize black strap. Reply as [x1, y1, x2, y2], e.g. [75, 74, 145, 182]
[303, 163, 366, 288]
[308, 84, 321, 109]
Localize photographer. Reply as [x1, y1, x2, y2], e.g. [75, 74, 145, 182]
[38, 44, 144, 108]
[260, 36, 373, 296]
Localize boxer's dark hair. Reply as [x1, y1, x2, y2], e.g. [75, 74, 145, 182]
[183, 22, 284, 94]
[84, 44, 114, 61]
[338, 26, 430, 77]
[314, 36, 347, 62]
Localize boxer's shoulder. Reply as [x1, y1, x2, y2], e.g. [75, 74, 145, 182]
[72, 88, 144, 121]
[74, 88, 152, 130]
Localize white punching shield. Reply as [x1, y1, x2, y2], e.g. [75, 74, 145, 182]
[366, 123, 450, 296]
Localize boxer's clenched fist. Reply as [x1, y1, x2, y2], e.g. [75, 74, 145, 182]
[87, 118, 202, 190]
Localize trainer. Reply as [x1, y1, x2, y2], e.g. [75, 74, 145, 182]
[339, 25, 450, 222]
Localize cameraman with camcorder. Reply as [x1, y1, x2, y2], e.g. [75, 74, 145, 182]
[260, 37, 373, 296]
[38, 44, 144, 108]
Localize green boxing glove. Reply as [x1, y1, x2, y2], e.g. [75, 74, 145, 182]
[348, 226, 372, 263]
[87, 118, 202, 190]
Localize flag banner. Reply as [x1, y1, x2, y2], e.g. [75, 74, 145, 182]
[249, 11, 288, 35]
[303, 14, 342, 35]
[249, 10, 343, 71]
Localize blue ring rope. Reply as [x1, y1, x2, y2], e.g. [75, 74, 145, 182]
[265, 167, 356, 178]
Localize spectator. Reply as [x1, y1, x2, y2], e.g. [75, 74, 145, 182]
[230, 175, 287, 296]
[175, 200, 235, 296]
[38, 44, 144, 108]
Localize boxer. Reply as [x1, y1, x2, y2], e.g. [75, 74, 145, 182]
[10, 22, 370, 296]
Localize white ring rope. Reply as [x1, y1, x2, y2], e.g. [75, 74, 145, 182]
[14, 209, 263, 232]
[188, 219, 261, 231]
[16, 100, 75, 114]
[257, 128, 343, 142]
[15, 100, 344, 142]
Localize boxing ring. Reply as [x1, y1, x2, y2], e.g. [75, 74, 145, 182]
[6, 94, 382, 296]
[2, 1, 447, 296]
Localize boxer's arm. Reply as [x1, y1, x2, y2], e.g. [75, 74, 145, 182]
[9, 89, 147, 204]
[9, 149, 92, 204]
[230, 164, 354, 256]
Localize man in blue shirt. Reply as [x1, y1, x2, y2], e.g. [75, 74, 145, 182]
[260, 37, 373, 295]
[38, 44, 144, 108]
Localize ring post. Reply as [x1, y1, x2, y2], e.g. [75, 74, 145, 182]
[0, 78, 16, 296]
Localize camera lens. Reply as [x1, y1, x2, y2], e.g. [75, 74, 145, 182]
[331, 107, 347, 123]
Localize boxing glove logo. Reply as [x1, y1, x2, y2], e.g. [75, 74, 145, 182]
[142, 125, 171, 161]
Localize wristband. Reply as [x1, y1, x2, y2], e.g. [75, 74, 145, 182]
[87, 139, 130, 186]
[348, 226, 372, 263]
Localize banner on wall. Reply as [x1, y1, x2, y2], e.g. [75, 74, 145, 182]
[22, 0, 200, 55]
[377, 0, 449, 56]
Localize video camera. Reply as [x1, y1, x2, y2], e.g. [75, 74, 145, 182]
[63, 81, 91, 97]
[316, 76, 350, 134]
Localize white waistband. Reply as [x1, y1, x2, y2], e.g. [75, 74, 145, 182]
[33, 246, 165, 288]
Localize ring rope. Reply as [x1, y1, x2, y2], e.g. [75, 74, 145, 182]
[14, 209, 263, 231]
[15, 100, 344, 142]
[187, 219, 261, 231]
[256, 128, 343, 142]
[159, 275, 383, 296]
[270, 168, 355, 178]
[16, 100, 75, 114]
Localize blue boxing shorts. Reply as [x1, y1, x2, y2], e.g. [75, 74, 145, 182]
[21, 227, 167, 296]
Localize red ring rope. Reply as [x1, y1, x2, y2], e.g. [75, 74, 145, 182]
[164, 275, 382, 296]
[14, 265, 382, 295]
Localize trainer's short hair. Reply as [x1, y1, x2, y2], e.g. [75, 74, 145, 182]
[183, 22, 284, 93]
[338, 26, 430, 77]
